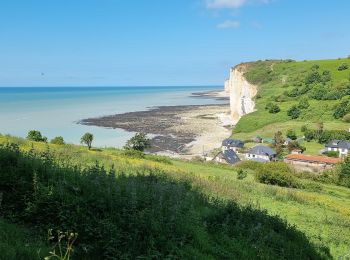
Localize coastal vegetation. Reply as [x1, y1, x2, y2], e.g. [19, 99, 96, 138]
[80, 132, 94, 150]
[0, 135, 350, 258]
[233, 57, 350, 156]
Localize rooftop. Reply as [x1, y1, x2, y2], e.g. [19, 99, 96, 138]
[285, 154, 342, 164]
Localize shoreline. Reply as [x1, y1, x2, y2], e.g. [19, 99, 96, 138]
[80, 90, 232, 158]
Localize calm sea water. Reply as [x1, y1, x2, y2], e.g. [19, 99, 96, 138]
[0, 86, 224, 147]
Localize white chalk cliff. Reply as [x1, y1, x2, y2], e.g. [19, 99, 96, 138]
[225, 64, 257, 124]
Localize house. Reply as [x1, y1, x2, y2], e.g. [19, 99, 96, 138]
[325, 140, 350, 158]
[214, 149, 241, 164]
[253, 136, 263, 143]
[222, 139, 244, 152]
[246, 145, 276, 162]
[284, 154, 341, 172]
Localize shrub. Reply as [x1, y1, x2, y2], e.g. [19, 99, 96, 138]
[50, 136, 65, 145]
[237, 169, 247, 180]
[333, 101, 350, 119]
[324, 151, 339, 158]
[287, 106, 301, 119]
[26, 130, 47, 142]
[343, 113, 350, 122]
[269, 104, 281, 113]
[298, 98, 310, 109]
[286, 129, 297, 140]
[304, 130, 315, 142]
[301, 125, 308, 133]
[305, 71, 321, 84]
[287, 141, 306, 153]
[255, 163, 301, 188]
[321, 70, 332, 82]
[338, 63, 348, 71]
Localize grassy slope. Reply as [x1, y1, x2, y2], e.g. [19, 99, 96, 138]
[233, 58, 350, 154]
[1, 135, 350, 258]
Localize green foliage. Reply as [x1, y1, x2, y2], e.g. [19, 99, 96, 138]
[80, 132, 93, 149]
[0, 218, 49, 259]
[324, 151, 339, 158]
[287, 141, 306, 153]
[50, 136, 65, 145]
[342, 113, 350, 122]
[237, 169, 247, 180]
[303, 129, 350, 143]
[298, 98, 310, 109]
[287, 105, 301, 119]
[286, 129, 297, 140]
[265, 103, 281, 113]
[244, 61, 275, 85]
[333, 101, 350, 119]
[305, 71, 321, 84]
[321, 70, 332, 82]
[255, 162, 301, 188]
[124, 132, 151, 152]
[338, 63, 348, 71]
[301, 125, 308, 132]
[0, 143, 327, 259]
[340, 157, 350, 187]
[26, 130, 47, 142]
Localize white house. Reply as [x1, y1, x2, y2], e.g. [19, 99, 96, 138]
[222, 139, 244, 152]
[246, 145, 276, 162]
[325, 140, 350, 158]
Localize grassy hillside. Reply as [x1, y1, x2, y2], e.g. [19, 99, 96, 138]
[1, 135, 350, 258]
[233, 58, 350, 153]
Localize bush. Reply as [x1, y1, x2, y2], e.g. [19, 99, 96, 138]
[301, 125, 308, 133]
[287, 106, 301, 119]
[298, 98, 310, 109]
[286, 129, 297, 140]
[305, 71, 321, 84]
[50, 136, 65, 145]
[26, 130, 47, 142]
[343, 113, 350, 122]
[268, 104, 281, 113]
[324, 151, 339, 158]
[333, 101, 350, 119]
[255, 163, 301, 188]
[287, 141, 306, 153]
[338, 63, 348, 71]
[237, 169, 247, 180]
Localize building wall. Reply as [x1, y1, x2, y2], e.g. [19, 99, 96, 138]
[284, 159, 335, 173]
[246, 153, 269, 161]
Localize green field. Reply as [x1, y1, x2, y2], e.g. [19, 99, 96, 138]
[0, 135, 350, 258]
[233, 58, 350, 152]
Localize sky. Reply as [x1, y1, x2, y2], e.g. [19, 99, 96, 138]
[0, 0, 349, 87]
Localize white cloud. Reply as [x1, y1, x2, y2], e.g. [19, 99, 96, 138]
[217, 20, 240, 29]
[206, 0, 270, 9]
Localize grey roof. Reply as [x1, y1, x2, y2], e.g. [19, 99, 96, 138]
[222, 139, 244, 148]
[223, 149, 241, 164]
[325, 140, 350, 149]
[284, 138, 292, 142]
[248, 145, 276, 157]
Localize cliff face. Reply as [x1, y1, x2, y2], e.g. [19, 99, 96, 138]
[226, 65, 257, 124]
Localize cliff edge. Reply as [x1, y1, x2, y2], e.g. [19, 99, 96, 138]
[226, 64, 257, 124]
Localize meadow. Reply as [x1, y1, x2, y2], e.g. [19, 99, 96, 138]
[1, 135, 350, 259]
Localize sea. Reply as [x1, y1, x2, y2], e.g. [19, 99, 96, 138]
[0, 86, 225, 147]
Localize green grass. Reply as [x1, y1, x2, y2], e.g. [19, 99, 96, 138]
[1, 136, 350, 258]
[233, 58, 350, 151]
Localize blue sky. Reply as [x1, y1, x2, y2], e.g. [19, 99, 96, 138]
[0, 0, 349, 86]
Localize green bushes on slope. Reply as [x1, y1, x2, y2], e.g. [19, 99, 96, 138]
[0, 142, 330, 259]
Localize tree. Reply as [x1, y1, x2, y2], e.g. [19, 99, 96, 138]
[81, 133, 93, 150]
[287, 141, 306, 153]
[298, 98, 310, 109]
[51, 136, 65, 145]
[124, 133, 151, 152]
[273, 131, 284, 156]
[287, 106, 301, 119]
[26, 130, 47, 142]
[321, 70, 332, 82]
[286, 129, 297, 140]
